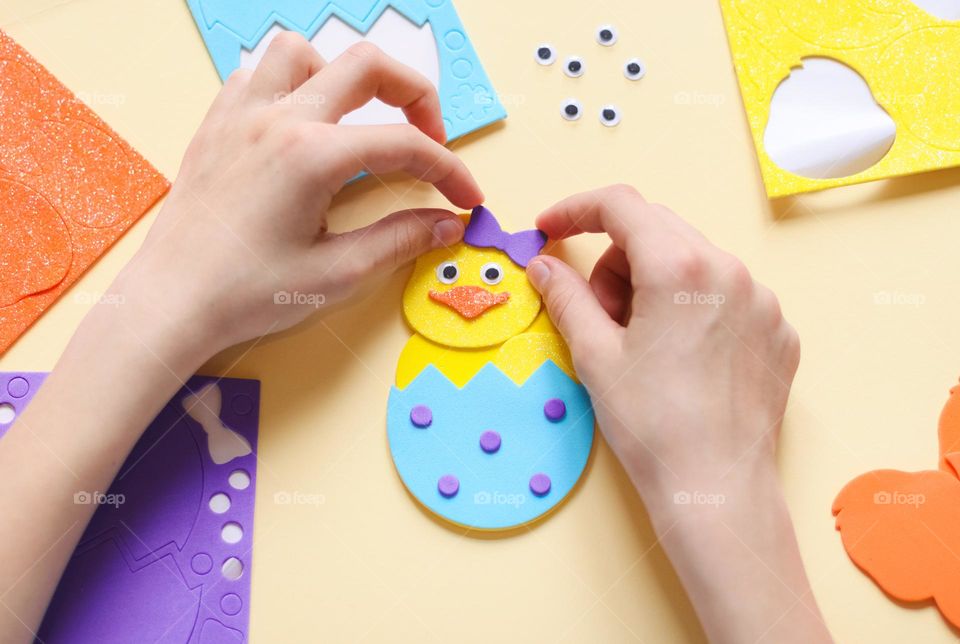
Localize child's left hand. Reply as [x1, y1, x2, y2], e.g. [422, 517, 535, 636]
[115, 34, 482, 361]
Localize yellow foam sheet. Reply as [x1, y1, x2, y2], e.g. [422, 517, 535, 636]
[720, 0, 960, 197]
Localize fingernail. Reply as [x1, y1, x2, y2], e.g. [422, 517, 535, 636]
[526, 259, 551, 291]
[432, 218, 464, 248]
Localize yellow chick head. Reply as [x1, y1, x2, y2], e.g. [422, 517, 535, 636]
[403, 209, 545, 349]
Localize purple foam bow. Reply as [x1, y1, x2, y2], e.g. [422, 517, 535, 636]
[463, 206, 547, 268]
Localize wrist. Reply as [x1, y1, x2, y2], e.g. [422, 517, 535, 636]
[636, 450, 782, 527]
[106, 256, 222, 371]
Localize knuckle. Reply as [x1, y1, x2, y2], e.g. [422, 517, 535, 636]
[247, 110, 277, 142]
[271, 31, 309, 53]
[546, 286, 577, 331]
[754, 285, 785, 327]
[720, 255, 753, 294]
[391, 220, 419, 265]
[272, 121, 312, 156]
[666, 248, 708, 285]
[344, 41, 382, 64]
[606, 183, 643, 201]
[785, 323, 801, 360]
[225, 68, 252, 88]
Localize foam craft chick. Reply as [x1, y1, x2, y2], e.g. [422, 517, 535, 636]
[397, 206, 575, 388]
[387, 207, 595, 531]
[834, 382, 960, 628]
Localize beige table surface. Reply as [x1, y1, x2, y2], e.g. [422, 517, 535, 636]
[3, 0, 960, 641]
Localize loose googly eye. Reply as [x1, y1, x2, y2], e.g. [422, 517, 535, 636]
[599, 104, 621, 127]
[560, 98, 582, 121]
[480, 262, 504, 285]
[534, 43, 557, 65]
[595, 25, 618, 46]
[436, 261, 459, 284]
[624, 58, 646, 81]
[563, 56, 585, 78]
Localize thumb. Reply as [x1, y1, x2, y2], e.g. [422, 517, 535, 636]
[527, 255, 622, 356]
[337, 208, 464, 275]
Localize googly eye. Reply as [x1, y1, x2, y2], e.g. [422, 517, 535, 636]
[436, 261, 459, 284]
[534, 43, 557, 66]
[563, 56, 585, 78]
[480, 262, 504, 285]
[595, 25, 618, 47]
[560, 98, 582, 121]
[599, 104, 621, 127]
[624, 58, 646, 81]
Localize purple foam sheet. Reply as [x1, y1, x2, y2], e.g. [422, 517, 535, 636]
[0, 373, 260, 644]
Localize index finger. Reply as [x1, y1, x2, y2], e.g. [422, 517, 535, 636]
[293, 42, 446, 143]
[535, 185, 647, 251]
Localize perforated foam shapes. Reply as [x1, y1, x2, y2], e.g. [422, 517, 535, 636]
[388, 362, 594, 530]
[185, 0, 507, 143]
[719, 0, 960, 197]
[0, 32, 170, 354]
[833, 381, 960, 629]
[0, 374, 262, 643]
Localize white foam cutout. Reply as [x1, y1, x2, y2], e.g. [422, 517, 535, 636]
[240, 8, 440, 127]
[910, 0, 960, 19]
[221, 522, 243, 544]
[228, 470, 250, 490]
[209, 493, 231, 514]
[221, 557, 243, 580]
[765, 57, 896, 179]
[0, 403, 14, 424]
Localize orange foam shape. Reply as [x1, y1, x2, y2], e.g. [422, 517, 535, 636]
[833, 382, 960, 628]
[0, 30, 169, 353]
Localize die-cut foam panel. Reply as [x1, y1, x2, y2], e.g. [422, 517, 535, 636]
[242, 8, 440, 128]
[0, 373, 260, 643]
[719, 0, 960, 197]
[0, 31, 170, 354]
[834, 381, 960, 629]
[185, 0, 507, 142]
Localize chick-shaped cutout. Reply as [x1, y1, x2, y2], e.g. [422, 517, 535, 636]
[388, 207, 595, 531]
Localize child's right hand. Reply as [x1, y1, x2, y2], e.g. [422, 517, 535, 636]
[527, 185, 799, 496]
[526, 186, 829, 644]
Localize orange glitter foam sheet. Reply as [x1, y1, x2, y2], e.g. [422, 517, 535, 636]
[0, 31, 169, 354]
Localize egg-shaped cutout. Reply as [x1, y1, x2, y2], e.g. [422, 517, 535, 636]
[764, 57, 896, 179]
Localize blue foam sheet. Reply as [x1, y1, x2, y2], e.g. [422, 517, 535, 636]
[185, 0, 507, 142]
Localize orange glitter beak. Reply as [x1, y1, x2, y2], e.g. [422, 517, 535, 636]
[429, 286, 510, 319]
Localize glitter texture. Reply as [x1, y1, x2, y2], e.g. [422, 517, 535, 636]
[720, 0, 960, 197]
[0, 30, 169, 353]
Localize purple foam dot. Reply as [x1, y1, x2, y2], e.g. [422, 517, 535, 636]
[479, 430, 501, 453]
[438, 474, 460, 498]
[544, 398, 566, 422]
[410, 404, 433, 428]
[529, 473, 552, 496]
[6, 377, 28, 399]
